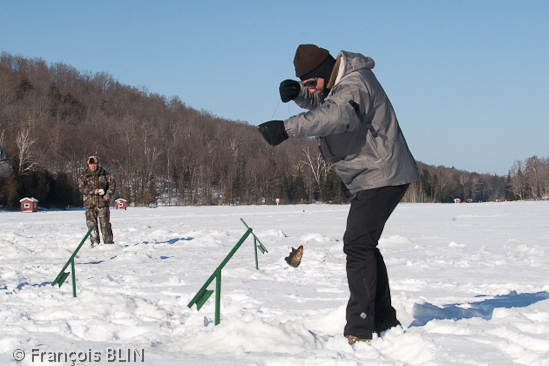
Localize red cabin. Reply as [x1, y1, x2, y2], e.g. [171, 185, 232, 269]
[20, 197, 39, 212]
[115, 198, 127, 210]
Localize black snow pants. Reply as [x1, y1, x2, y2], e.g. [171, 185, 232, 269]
[343, 184, 409, 339]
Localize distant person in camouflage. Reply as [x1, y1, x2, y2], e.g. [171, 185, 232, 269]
[78, 156, 116, 246]
[0, 146, 13, 178]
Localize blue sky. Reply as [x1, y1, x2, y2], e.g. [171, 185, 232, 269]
[2, 1, 548, 175]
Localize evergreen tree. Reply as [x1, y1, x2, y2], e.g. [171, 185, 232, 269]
[505, 173, 517, 201]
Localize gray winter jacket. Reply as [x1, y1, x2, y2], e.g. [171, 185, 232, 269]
[0, 146, 13, 178]
[284, 51, 419, 193]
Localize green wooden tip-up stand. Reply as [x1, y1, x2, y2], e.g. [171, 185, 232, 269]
[52, 225, 94, 297]
[187, 218, 268, 325]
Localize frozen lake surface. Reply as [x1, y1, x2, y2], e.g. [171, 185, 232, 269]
[1, 201, 549, 365]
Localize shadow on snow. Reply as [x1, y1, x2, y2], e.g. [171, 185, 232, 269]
[410, 290, 549, 327]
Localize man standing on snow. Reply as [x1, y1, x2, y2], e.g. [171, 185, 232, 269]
[78, 156, 116, 247]
[258, 45, 419, 344]
[0, 146, 12, 178]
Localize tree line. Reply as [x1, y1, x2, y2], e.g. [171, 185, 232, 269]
[506, 156, 549, 200]
[0, 52, 542, 209]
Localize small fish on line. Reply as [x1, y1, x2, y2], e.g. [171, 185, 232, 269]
[285, 245, 303, 268]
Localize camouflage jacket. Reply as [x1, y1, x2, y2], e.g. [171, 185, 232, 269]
[78, 166, 116, 209]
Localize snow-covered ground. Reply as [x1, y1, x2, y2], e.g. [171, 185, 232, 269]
[1, 201, 549, 365]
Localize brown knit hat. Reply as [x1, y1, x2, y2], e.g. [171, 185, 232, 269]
[87, 156, 98, 165]
[293, 44, 330, 78]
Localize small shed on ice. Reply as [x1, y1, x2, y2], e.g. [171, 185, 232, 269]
[115, 198, 127, 210]
[20, 197, 39, 212]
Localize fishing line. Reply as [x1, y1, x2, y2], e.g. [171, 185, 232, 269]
[270, 88, 294, 121]
[252, 97, 282, 231]
[288, 103, 292, 119]
[271, 99, 281, 120]
[301, 203, 305, 236]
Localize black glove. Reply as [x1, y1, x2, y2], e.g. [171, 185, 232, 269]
[279, 79, 300, 103]
[258, 120, 289, 146]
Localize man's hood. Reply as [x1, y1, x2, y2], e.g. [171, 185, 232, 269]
[333, 51, 375, 86]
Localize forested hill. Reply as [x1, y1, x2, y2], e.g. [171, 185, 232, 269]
[0, 52, 538, 208]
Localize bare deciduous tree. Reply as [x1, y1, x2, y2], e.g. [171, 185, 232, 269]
[510, 161, 528, 200]
[16, 127, 37, 174]
[301, 146, 330, 188]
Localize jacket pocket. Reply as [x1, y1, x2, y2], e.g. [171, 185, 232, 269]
[318, 122, 371, 164]
[364, 129, 389, 162]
